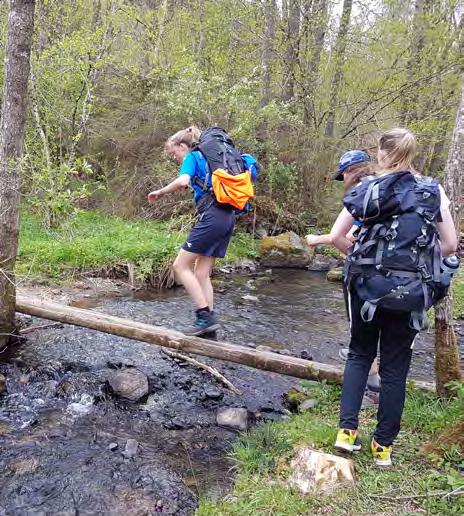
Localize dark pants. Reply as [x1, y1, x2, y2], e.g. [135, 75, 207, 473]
[339, 289, 418, 446]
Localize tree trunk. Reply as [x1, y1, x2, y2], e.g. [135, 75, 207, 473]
[434, 83, 463, 398]
[15, 295, 435, 391]
[324, 0, 352, 137]
[401, 0, 433, 124]
[0, 0, 35, 349]
[282, 0, 300, 103]
[260, 0, 277, 108]
[303, 0, 328, 126]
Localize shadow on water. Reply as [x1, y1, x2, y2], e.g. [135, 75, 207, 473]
[0, 269, 461, 513]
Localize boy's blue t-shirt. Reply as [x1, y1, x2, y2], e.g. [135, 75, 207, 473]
[179, 150, 259, 204]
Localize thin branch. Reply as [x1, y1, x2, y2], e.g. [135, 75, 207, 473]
[161, 348, 242, 395]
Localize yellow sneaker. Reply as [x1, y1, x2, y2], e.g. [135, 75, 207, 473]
[334, 428, 362, 453]
[371, 438, 392, 466]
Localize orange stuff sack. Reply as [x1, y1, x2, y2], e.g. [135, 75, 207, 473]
[211, 168, 254, 210]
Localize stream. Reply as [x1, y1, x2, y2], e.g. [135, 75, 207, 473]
[0, 269, 461, 514]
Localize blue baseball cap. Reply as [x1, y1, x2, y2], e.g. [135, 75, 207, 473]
[333, 150, 370, 181]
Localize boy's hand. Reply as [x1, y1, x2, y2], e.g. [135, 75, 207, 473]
[148, 190, 163, 203]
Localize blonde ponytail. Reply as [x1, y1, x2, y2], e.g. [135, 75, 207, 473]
[166, 125, 201, 149]
[377, 128, 417, 174]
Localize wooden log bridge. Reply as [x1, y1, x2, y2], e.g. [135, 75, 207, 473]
[15, 296, 434, 391]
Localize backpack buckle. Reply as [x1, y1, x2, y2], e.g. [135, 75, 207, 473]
[418, 265, 431, 281]
[385, 229, 397, 241]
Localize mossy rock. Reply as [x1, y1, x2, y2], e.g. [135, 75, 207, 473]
[259, 232, 314, 268]
[283, 387, 311, 412]
[327, 267, 343, 282]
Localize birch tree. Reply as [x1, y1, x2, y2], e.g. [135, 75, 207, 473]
[0, 0, 35, 349]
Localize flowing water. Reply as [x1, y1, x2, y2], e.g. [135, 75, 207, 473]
[0, 269, 461, 514]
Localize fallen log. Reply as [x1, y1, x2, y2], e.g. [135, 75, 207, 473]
[15, 295, 434, 391]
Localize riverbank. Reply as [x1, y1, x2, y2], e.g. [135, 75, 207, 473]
[17, 210, 257, 287]
[197, 382, 464, 515]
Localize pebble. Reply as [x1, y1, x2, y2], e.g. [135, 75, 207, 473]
[123, 438, 139, 458]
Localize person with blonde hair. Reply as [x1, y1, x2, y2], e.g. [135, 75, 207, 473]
[331, 128, 458, 466]
[148, 126, 258, 336]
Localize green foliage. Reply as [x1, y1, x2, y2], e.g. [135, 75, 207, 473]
[17, 210, 256, 284]
[25, 158, 104, 227]
[231, 424, 293, 475]
[266, 158, 299, 200]
[453, 269, 464, 319]
[0, 0, 460, 227]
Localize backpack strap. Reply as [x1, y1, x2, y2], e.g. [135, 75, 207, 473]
[362, 180, 380, 220]
[189, 151, 211, 193]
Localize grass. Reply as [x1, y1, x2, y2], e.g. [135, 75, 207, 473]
[454, 268, 464, 319]
[197, 382, 464, 515]
[16, 210, 257, 285]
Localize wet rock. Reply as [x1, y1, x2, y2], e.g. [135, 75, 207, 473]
[288, 447, 355, 494]
[300, 350, 313, 361]
[34, 380, 58, 399]
[259, 232, 314, 268]
[203, 387, 223, 401]
[9, 458, 39, 475]
[327, 267, 343, 282]
[108, 368, 148, 402]
[0, 373, 6, 394]
[255, 227, 268, 239]
[216, 407, 249, 431]
[307, 254, 340, 271]
[66, 393, 94, 415]
[123, 438, 139, 458]
[242, 294, 259, 302]
[164, 417, 193, 430]
[235, 259, 258, 274]
[299, 399, 318, 412]
[255, 275, 274, 285]
[108, 442, 118, 451]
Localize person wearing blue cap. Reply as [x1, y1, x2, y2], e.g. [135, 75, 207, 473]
[306, 150, 372, 247]
[306, 150, 381, 398]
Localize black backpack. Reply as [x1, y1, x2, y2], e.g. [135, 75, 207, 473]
[191, 127, 255, 212]
[343, 171, 444, 330]
[194, 127, 245, 178]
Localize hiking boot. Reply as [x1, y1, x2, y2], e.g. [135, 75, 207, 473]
[371, 438, 392, 466]
[334, 428, 362, 453]
[183, 310, 220, 337]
